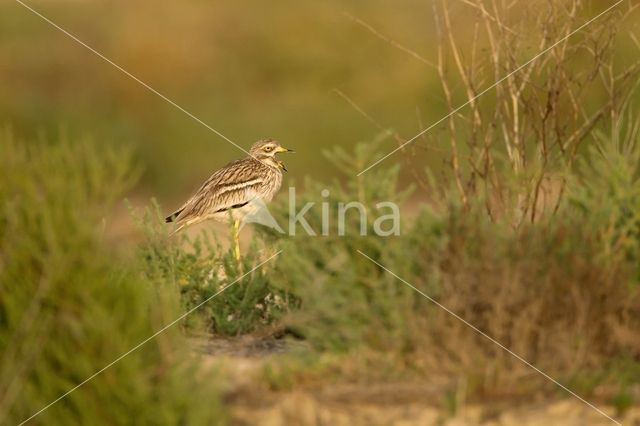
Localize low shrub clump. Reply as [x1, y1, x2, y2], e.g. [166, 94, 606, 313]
[138, 211, 291, 336]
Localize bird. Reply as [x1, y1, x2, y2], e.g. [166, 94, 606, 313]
[165, 139, 293, 260]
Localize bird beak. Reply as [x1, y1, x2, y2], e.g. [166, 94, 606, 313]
[276, 146, 294, 153]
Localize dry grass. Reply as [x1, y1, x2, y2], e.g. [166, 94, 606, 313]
[407, 211, 640, 393]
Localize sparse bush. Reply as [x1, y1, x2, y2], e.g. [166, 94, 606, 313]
[137, 205, 290, 336]
[419, 1, 640, 224]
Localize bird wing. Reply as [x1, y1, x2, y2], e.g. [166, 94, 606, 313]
[166, 159, 265, 225]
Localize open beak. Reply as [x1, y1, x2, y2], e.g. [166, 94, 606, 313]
[275, 146, 294, 153]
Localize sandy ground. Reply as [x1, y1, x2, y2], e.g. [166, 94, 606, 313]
[230, 395, 639, 426]
[191, 335, 639, 426]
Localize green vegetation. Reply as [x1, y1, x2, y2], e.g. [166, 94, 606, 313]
[3, 126, 637, 422]
[138, 208, 290, 336]
[0, 134, 225, 425]
[133, 128, 640, 408]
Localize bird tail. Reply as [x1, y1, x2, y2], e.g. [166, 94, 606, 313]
[165, 208, 184, 223]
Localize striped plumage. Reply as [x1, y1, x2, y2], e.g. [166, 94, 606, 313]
[166, 139, 292, 234]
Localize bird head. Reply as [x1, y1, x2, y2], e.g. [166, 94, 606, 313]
[249, 139, 294, 169]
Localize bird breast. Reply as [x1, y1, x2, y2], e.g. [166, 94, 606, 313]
[260, 164, 283, 201]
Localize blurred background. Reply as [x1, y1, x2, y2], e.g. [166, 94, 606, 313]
[2, 1, 637, 204]
[0, 0, 449, 200]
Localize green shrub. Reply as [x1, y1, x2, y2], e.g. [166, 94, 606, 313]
[567, 123, 640, 276]
[138, 204, 290, 336]
[0, 132, 225, 425]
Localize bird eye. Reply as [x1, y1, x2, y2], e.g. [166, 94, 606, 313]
[264, 146, 273, 152]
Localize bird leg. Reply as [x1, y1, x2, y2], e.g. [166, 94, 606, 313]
[232, 219, 241, 262]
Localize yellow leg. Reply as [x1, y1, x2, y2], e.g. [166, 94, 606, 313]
[232, 219, 241, 262]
